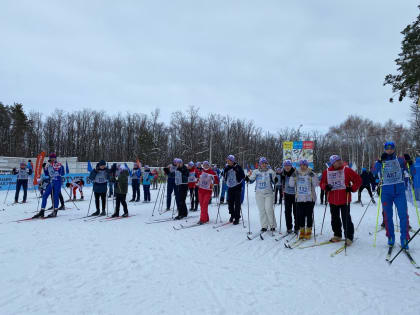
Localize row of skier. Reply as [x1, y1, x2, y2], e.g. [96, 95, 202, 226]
[12, 140, 416, 250]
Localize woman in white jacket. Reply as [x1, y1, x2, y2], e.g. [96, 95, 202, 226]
[245, 157, 277, 232]
[288, 160, 319, 240]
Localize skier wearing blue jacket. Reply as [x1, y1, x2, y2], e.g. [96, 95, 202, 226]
[130, 164, 141, 202]
[373, 141, 415, 249]
[33, 153, 65, 218]
[142, 165, 153, 202]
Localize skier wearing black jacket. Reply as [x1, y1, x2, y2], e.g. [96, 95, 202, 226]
[281, 160, 298, 233]
[174, 158, 189, 220]
[223, 155, 245, 225]
[356, 168, 375, 204]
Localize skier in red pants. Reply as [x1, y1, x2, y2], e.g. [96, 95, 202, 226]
[197, 161, 217, 224]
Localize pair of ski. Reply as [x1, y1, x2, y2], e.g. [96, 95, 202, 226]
[173, 221, 208, 230]
[247, 230, 275, 241]
[13, 215, 59, 223]
[386, 245, 419, 269]
[145, 215, 199, 225]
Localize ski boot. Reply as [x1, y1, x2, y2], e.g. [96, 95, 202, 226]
[22, 200, 27, 204]
[100, 210, 106, 216]
[305, 227, 312, 240]
[270, 227, 276, 232]
[129, 199, 135, 202]
[122, 212, 129, 217]
[261, 228, 268, 232]
[299, 228, 306, 240]
[47, 206, 54, 210]
[232, 218, 239, 225]
[90, 210, 100, 216]
[330, 236, 341, 243]
[47, 209, 58, 218]
[345, 239, 353, 246]
[111, 211, 119, 218]
[371, 198, 376, 205]
[32, 209, 45, 219]
[58, 205, 65, 210]
[229, 215, 234, 223]
[286, 229, 293, 234]
[81, 196, 84, 200]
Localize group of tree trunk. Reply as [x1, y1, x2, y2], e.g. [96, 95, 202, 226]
[0, 103, 418, 172]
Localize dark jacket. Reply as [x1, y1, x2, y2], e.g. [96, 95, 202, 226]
[111, 169, 129, 194]
[360, 170, 374, 187]
[176, 165, 189, 185]
[223, 163, 245, 188]
[89, 167, 110, 193]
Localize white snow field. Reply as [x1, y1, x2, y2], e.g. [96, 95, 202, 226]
[0, 186, 419, 315]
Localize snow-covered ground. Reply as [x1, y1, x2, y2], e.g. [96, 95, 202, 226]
[0, 186, 419, 315]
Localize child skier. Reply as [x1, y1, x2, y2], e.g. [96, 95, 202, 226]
[89, 160, 109, 216]
[111, 164, 129, 217]
[13, 162, 33, 203]
[142, 165, 153, 202]
[223, 155, 245, 225]
[197, 161, 217, 224]
[288, 160, 318, 240]
[130, 163, 141, 202]
[187, 161, 199, 211]
[245, 157, 277, 232]
[33, 153, 65, 218]
[281, 160, 298, 234]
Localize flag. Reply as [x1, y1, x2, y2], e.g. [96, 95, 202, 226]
[66, 161, 70, 174]
[125, 163, 132, 176]
[33, 152, 46, 185]
[87, 161, 93, 172]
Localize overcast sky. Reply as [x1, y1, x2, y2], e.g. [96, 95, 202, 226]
[0, 1, 417, 133]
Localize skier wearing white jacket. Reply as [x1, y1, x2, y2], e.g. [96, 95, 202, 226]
[288, 160, 319, 240]
[245, 157, 277, 232]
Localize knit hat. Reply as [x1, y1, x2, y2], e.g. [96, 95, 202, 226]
[98, 160, 106, 166]
[276, 167, 281, 172]
[329, 155, 341, 165]
[299, 159, 309, 166]
[49, 153, 57, 159]
[173, 158, 178, 164]
[259, 157, 268, 165]
[226, 155, 235, 162]
[283, 160, 292, 167]
[20, 162, 26, 167]
[188, 161, 194, 167]
[384, 141, 395, 150]
[144, 165, 150, 170]
[203, 161, 210, 168]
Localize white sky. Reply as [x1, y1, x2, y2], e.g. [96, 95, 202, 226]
[0, 0, 417, 133]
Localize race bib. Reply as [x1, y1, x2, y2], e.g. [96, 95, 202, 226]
[296, 176, 311, 195]
[382, 159, 403, 186]
[17, 169, 28, 180]
[188, 172, 196, 183]
[199, 172, 212, 190]
[226, 169, 238, 188]
[175, 170, 182, 185]
[327, 169, 345, 191]
[256, 173, 269, 191]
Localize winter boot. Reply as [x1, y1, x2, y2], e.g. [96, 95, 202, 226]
[90, 210, 100, 216]
[270, 227, 276, 232]
[100, 210, 106, 216]
[32, 209, 45, 219]
[299, 228, 306, 240]
[233, 218, 240, 225]
[122, 212, 129, 217]
[229, 215, 234, 223]
[111, 212, 119, 218]
[345, 239, 353, 246]
[59, 205, 65, 210]
[47, 209, 58, 218]
[261, 228, 268, 232]
[305, 227, 312, 240]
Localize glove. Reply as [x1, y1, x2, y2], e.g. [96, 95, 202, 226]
[380, 153, 388, 162]
[404, 153, 413, 166]
[346, 186, 353, 193]
[325, 184, 333, 192]
[245, 176, 250, 182]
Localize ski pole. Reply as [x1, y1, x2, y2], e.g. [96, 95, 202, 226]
[151, 181, 162, 217]
[279, 194, 283, 234]
[320, 192, 328, 235]
[246, 182, 251, 235]
[374, 163, 385, 247]
[344, 192, 350, 256]
[86, 188, 94, 216]
[62, 185, 80, 210]
[158, 182, 166, 214]
[388, 227, 420, 265]
[355, 199, 372, 231]
[407, 163, 420, 226]
[3, 182, 11, 206]
[215, 196, 222, 224]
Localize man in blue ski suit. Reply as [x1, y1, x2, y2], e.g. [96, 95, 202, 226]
[33, 153, 65, 218]
[373, 141, 415, 249]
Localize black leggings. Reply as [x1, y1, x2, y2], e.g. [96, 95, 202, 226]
[115, 193, 128, 214]
[297, 201, 314, 229]
[95, 192, 106, 211]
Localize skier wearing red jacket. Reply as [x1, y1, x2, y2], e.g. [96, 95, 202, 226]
[197, 161, 217, 224]
[320, 155, 362, 246]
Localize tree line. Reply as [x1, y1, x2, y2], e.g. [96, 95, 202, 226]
[0, 103, 417, 172]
